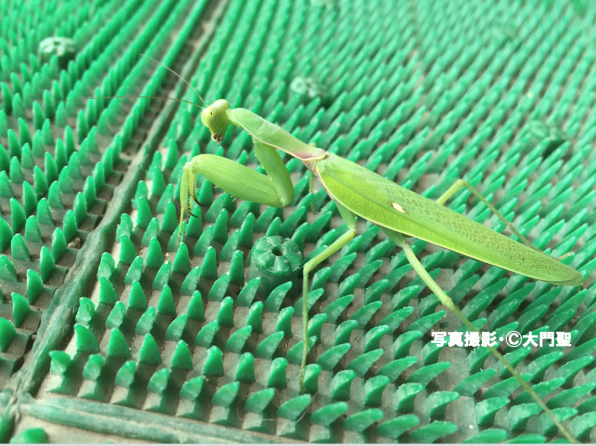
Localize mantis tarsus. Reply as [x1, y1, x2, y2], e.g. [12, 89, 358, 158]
[51, 55, 583, 442]
[183, 99, 583, 442]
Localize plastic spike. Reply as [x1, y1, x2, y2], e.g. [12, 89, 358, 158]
[217, 296, 234, 327]
[187, 291, 205, 321]
[82, 355, 105, 382]
[347, 349, 384, 376]
[0, 316, 16, 352]
[152, 261, 172, 290]
[228, 250, 245, 285]
[47, 182, 64, 209]
[0, 255, 18, 281]
[11, 234, 30, 261]
[0, 110, 8, 136]
[236, 277, 261, 307]
[21, 146, 34, 171]
[136, 198, 152, 229]
[107, 329, 131, 358]
[203, 346, 224, 376]
[225, 326, 252, 353]
[212, 381, 239, 408]
[173, 242, 191, 274]
[192, 226, 212, 257]
[75, 298, 95, 327]
[180, 266, 200, 296]
[97, 273, 118, 306]
[40, 246, 56, 283]
[62, 210, 78, 243]
[9, 157, 24, 184]
[126, 281, 146, 311]
[157, 285, 176, 316]
[185, 209, 202, 239]
[135, 307, 157, 336]
[0, 218, 12, 252]
[245, 388, 276, 414]
[165, 314, 187, 341]
[26, 270, 44, 305]
[147, 368, 170, 395]
[9, 428, 48, 444]
[42, 119, 53, 145]
[171, 340, 193, 370]
[12, 293, 31, 327]
[343, 409, 384, 433]
[264, 282, 292, 312]
[0, 172, 14, 199]
[24, 216, 43, 243]
[105, 302, 126, 329]
[235, 352, 255, 383]
[278, 394, 311, 421]
[476, 398, 510, 427]
[212, 209, 229, 245]
[139, 334, 161, 365]
[199, 246, 218, 282]
[97, 253, 116, 280]
[350, 301, 382, 328]
[245, 301, 263, 333]
[58, 167, 74, 194]
[74, 324, 100, 353]
[145, 238, 163, 269]
[114, 361, 136, 388]
[37, 199, 54, 226]
[265, 357, 287, 389]
[195, 320, 219, 347]
[180, 376, 204, 401]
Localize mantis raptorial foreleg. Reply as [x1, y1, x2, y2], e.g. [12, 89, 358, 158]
[183, 141, 294, 209]
[437, 179, 541, 253]
[382, 228, 575, 441]
[299, 203, 357, 389]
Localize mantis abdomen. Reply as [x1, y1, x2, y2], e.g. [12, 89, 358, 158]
[316, 154, 584, 287]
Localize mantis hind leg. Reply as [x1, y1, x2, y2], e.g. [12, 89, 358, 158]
[299, 203, 357, 391]
[437, 179, 542, 254]
[382, 227, 577, 443]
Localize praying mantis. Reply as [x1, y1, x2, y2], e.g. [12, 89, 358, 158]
[49, 54, 583, 441]
[180, 98, 583, 442]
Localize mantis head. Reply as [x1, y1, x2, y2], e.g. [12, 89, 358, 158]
[201, 99, 231, 142]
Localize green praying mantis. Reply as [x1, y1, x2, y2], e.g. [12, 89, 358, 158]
[181, 98, 583, 442]
[50, 55, 583, 441]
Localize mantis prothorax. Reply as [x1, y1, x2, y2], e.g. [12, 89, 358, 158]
[183, 99, 583, 443]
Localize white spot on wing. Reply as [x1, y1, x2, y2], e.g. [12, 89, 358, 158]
[392, 202, 406, 213]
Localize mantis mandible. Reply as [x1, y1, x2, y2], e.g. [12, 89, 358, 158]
[180, 99, 583, 442]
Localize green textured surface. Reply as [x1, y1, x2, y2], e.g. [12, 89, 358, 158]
[1, 0, 596, 443]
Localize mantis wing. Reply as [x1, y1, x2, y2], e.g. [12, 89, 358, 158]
[316, 154, 584, 287]
[231, 108, 325, 160]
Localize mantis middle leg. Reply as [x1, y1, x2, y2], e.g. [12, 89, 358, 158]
[299, 203, 357, 390]
[436, 179, 541, 253]
[382, 227, 576, 443]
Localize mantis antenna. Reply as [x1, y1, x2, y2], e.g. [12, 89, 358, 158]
[42, 95, 204, 111]
[43, 53, 207, 111]
[140, 53, 206, 107]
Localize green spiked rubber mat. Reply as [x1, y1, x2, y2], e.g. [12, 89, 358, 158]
[2, 0, 596, 443]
